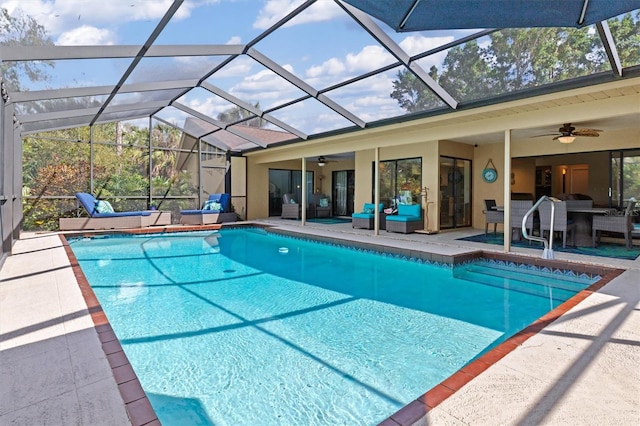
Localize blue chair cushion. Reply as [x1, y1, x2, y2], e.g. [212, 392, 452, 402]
[352, 212, 374, 219]
[361, 202, 384, 213]
[398, 203, 421, 217]
[386, 215, 421, 222]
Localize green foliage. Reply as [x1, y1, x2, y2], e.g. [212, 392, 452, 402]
[391, 16, 640, 110]
[22, 122, 201, 231]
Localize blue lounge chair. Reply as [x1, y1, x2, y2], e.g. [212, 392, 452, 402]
[180, 193, 237, 225]
[59, 192, 152, 230]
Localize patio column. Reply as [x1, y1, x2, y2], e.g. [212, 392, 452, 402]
[301, 157, 306, 225]
[504, 130, 512, 252]
[374, 147, 380, 236]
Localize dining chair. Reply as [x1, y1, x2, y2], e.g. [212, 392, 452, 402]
[511, 200, 534, 243]
[484, 199, 503, 237]
[592, 198, 637, 249]
[539, 200, 575, 248]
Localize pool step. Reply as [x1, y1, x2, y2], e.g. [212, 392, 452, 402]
[454, 264, 588, 301]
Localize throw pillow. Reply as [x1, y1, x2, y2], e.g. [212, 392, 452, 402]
[94, 200, 115, 214]
[289, 198, 296, 204]
[363, 207, 373, 214]
[203, 200, 222, 211]
[319, 198, 329, 207]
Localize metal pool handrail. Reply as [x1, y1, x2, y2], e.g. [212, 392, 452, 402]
[522, 196, 561, 259]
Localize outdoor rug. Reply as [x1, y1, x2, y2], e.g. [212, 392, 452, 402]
[457, 232, 640, 260]
[306, 217, 352, 225]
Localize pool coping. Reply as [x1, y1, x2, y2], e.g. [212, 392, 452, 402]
[59, 224, 625, 426]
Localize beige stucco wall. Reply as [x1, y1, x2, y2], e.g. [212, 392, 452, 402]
[241, 77, 639, 224]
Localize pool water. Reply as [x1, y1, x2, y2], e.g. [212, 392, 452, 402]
[68, 229, 595, 425]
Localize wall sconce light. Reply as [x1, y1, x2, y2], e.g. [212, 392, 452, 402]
[558, 135, 575, 144]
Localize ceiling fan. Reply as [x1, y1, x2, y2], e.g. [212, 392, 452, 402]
[317, 156, 337, 166]
[537, 123, 602, 143]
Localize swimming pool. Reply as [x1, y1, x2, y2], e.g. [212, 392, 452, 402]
[68, 228, 598, 425]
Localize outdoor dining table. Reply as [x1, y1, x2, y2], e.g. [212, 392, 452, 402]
[494, 205, 615, 246]
[567, 207, 615, 247]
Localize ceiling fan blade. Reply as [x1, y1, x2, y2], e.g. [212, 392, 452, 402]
[574, 128, 602, 133]
[531, 133, 561, 138]
[573, 132, 600, 137]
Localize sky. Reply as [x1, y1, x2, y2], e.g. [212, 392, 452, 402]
[1, 0, 478, 137]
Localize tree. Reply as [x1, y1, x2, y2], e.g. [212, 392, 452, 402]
[438, 40, 492, 102]
[0, 7, 54, 91]
[390, 65, 444, 112]
[390, 13, 640, 112]
[217, 102, 268, 127]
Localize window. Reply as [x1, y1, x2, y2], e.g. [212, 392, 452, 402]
[374, 157, 422, 207]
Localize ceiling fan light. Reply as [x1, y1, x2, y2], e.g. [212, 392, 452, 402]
[558, 135, 575, 144]
[318, 161, 325, 166]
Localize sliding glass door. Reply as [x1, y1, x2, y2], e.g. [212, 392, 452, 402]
[611, 149, 640, 210]
[332, 170, 354, 216]
[268, 169, 313, 216]
[439, 156, 472, 229]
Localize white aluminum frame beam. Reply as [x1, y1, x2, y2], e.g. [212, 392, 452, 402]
[596, 21, 623, 77]
[0, 44, 244, 61]
[10, 79, 199, 103]
[18, 100, 169, 123]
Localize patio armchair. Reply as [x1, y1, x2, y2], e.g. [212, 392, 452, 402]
[386, 203, 422, 234]
[180, 193, 237, 225]
[352, 202, 385, 230]
[592, 198, 637, 249]
[484, 199, 504, 237]
[281, 193, 314, 220]
[59, 192, 153, 230]
[311, 193, 332, 218]
[539, 200, 575, 248]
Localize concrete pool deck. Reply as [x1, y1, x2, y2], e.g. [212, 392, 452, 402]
[0, 223, 638, 425]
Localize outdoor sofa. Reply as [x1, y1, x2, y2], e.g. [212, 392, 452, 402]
[386, 203, 423, 234]
[59, 192, 167, 231]
[180, 193, 237, 225]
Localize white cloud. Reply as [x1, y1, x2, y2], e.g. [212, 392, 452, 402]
[226, 35, 242, 45]
[56, 25, 115, 45]
[345, 45, 394, 72]
[186, 95, 230, 117]
[399, 34, 454, 56]
[254, 0, 342, 30]
[306, 58, 346, 78]
[1, 0, 196, 42]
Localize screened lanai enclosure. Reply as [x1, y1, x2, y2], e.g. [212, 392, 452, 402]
[1, 0, 640, 260]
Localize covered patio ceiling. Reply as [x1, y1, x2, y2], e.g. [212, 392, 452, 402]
[1, 0, 639, 153]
